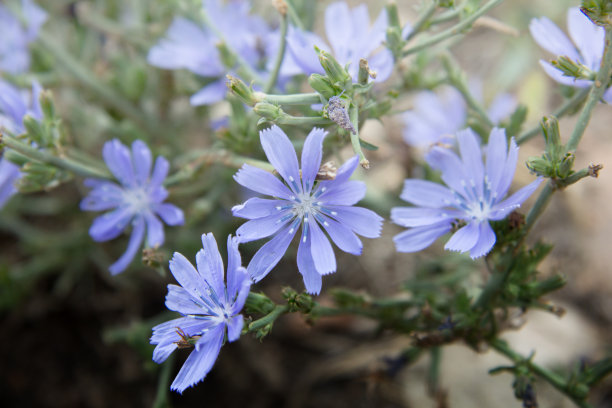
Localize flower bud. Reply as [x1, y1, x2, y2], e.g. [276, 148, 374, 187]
[253, 102, 284, 121]
[316, 47, 352, 88]
[23, 115, 46, 145]
[551, 56, 594, 80]
[40, 90, 56, 119]
[308, 73, 337, 99]
[226, 75, 258, 106]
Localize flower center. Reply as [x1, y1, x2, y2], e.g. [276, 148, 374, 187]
[291, 192, 319, 219]
[122, 187, 150, 213]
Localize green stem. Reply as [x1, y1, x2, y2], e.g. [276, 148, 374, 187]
[442, 53, 494, 129]
[257, 92, 322, 106]
[566, 29, 612, 152]
[36, 35, 162, 139]
[264, 11, 288, 93]
[430, 1, 466, 24]
[276, 115, 332, 127]
[490, 339, 593, 408]
[152, 354, 174, 408]
[285, 0, 305, 30]
[516, 88, 590, 145]
[248, 305, 289, 332]
[405, 0, 439, 43]
[349, 104, 369, 169]
[2, 133, 112, 179]
[427, 347, 442, 395]
[402, 0, 504, 57]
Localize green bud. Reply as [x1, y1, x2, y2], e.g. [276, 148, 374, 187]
[540, 116, 562, 160]
[386, 26, 404, 60]
[316, 47, 352, 88]
[581, 1, 612, 27]
[23, 115, 46, 145]
[40, 90, 56, 119]
[529, 274, 567, 296]
[557, 152, 575, 178]
[3, 149, 28, 166]
[18, 162, 71, 193]
[216, 41, 237, 68]
[308, 73, 337, 99]
[551, 56, 594, 81]
[526, 156, 551, 177]
[505, 104, 528, 137]
[253, 102, 284, 121]
[245, 292, 276, 315]
[385, 1, 401, 28]
[226, 75, 258, 106]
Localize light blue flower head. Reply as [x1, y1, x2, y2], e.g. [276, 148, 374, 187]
[392, 127, 542, 258]
[81, 139, 184, 274]
[232, 125, 383, 294]
[151, 233, 251, 393]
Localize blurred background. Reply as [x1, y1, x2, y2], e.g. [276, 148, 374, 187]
[2, 0, 611, 407]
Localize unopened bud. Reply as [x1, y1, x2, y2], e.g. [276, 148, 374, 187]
[316, 47, 352, 87]
[226, 75, 258, 105]
[23, 115, 46, 145]
[308, 73, 337, 99]
[551, 56, 594, 80]
[253, 102, 284, 121]
[40, 90, 56, 119]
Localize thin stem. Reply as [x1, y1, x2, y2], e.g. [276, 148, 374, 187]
[430, 0, 467, 24]
[349, 104, 369, 169]
[152, 354, 174, 408]
[248, 305, 289, 332]
[490, 339, 593, 408]
[264, 11, 288, 93]
[402, 0, 504, 57]
[516, 88, 590, 145]
[276, 115, 332, 127]
[36, 35, 162, 139]
[285, 0, 305, 30]
[405, 0, 439, 43]
[2, 133, 112, 179]
[257, 92, 322, 106]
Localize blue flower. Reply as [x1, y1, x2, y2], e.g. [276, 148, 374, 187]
[392, 128, 542, 258]
[0, 0, 47, 74]
[0, 80, 43, 209]
[402, 85, 516, 150]
[286, 1, 394, 82]
[151, 233, 251, 394]
[530, 7, 612, 102]
[232, 125, 383, 294]
[147, 0, 298, 106]
[81, 139, 184, 274]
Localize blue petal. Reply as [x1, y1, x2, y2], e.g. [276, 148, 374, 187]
[109, 216, 146, 275]
[190, 79, 228, 106]
[247, 225, 297, 282]
[469, 222, 496, 258]
[485, 128, 508, 194]
[102, 139, 136, 187]
[227, 315, 243, 342]
[399, 179, 454, 208]
[301, 128, 327, 192]
[170, 324, 224, 394]
[89, 207, 133, 242]
[145, 212, 165, 247]
[391, 207, 458, 227]
[229, 266, 250, 316]
[286, 26, 327, 75]
[235, 211, 293, 243]
[444, 222, 480, 253]
[393, 222, 452, 252]
[260, 126, 301, 192]
[233, 164, 293, 200]
[495, 136, 519, 198]
[307, 217, 336, 275]
[297, 235, 322, 295]
[154, 203, 185, 226]
[325, 205, 383, 238]
[165, 284, 206, 315]
[0, 158, 21, 208]
[529, 16, 580, 61]
[131, 140, 152, 185]
[226, 235, 242, 299]
[457, 128, 484, 197]
[196, 233, 225, 299]
[232, 197, 286, 219]
[80, 181, 123, 211]
[169, 251, 208, 301]
[489, 178, 543, 220]
[568, 7, 605, 70]
[318, 214, 362, 255]
[325, 2, 352, 60]
[150, 156, 170, 190]
[318, 180, 366, 206]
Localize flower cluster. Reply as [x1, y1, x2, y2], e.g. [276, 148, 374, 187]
[287, 1, 394, 82]
[148, 0, 298, 106]
[530, 7, 612, 101]
[81, 139, 184, 274]
[151, 233, 251, 393]
[392, 128, 541, 258]
[232, 125, 383, 294]
[0, 0, 47, 74]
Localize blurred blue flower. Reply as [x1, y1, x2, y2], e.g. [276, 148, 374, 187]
[232, 125, 383, 294]
[530, 7, 612, 102]
[147, 0, 299, 106]
[81, 139, 184, 274]
[151, 233, 251, 393]
[392, 128, 542, 258]
[0, 80, 43, 209]
[402, 85, 516, 150]
[286, 1, 394, 82]
[0, 0, 47, 74]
